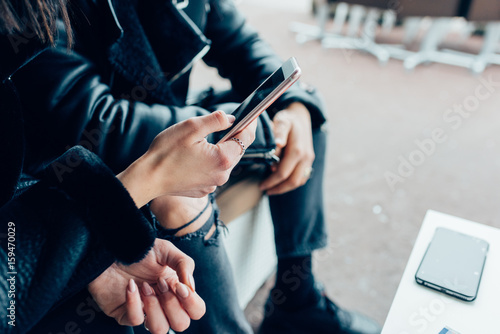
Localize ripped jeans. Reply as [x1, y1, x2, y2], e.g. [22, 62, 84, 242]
[134, 129, 328, 334]
[145, 195, 253, 334]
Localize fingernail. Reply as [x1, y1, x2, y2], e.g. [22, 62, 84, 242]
[142, 282, 154, 296]
[188, 275, 196, 292]
[227, 115, 236, 124]
[128, 279, 137, 293]
[176, 283, 189, 298]
[275, 138, 284, 146]
[158, 278, 169, 293]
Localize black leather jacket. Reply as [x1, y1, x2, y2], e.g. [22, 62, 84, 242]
[0, 34, 155, 333]
[13, 0, 326, 175]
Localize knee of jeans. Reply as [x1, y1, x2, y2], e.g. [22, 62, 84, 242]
[203, 210, 228, 246]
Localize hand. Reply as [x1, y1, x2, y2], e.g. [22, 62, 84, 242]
[260, 102, 315, 195]
[117, 110, 257, 207]
[88, 239, 205, 333]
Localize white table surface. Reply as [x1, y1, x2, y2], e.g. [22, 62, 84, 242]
[382, 210, 500, 334]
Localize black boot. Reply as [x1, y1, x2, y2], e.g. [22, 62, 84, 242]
[260, 283, 381, 334]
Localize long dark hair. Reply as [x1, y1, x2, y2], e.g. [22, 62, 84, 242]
[0, 0, 72, 45]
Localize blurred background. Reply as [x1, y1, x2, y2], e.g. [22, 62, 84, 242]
[192, 0, 500, 330]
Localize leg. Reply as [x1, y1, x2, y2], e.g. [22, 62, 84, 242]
[269, 128, 328, 260]
[261, 129, 380, 334]
[141, 195, 252, 334]
[149, 195, 216, 238]
[266, 128, 327, 314]
[195, 89, 378, 333]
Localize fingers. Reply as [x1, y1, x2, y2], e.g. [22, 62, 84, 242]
[234, 118, 257, 147]
[260, 145, 301, 192]
[141, 282, 170, 334]
[260, 138, 315, 195]
[188, 110, 235, 139]
[215, 118, 257, 175]
[171, 281, 206, 321]
[154, 239, 195, 289]
[198, 112, 257, 179]
[160, 278, 206, 321]
[218, 117, 257, 157]
[272, 114, 291, 148]
[156, 278, 205, 332]
[216, 139, 244, 166]
[261, 108, 315, 195]
[265, 160, 310, 195]
[120, 279, 145, 326]
[155, 279, 191, 332]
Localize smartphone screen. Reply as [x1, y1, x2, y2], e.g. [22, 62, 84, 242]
[415, 227, 489, 301]
[215, 57, 301, 143]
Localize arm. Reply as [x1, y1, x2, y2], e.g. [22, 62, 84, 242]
[0, 110, 253, 332]
[0, 147, 155, 333]
[204, 1, 329, 195]
[12, 47, 210, 175]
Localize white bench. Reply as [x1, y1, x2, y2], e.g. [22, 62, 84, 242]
[217, 179, 277, 308]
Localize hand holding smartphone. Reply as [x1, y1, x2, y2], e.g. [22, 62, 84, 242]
[215, 57, 301, 144]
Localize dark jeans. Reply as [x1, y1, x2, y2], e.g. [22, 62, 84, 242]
[270, 128, 328, 259]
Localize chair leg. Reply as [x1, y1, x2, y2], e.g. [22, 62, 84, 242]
[471, 22, 500, 73]
[402, 17, 423, 45]
[346, 5, 366, 37]
[361, 8, 390, 64]
[404, 18, 454, 70]
[289, 0, 330, 44]
[331, 2, 349, 35]
[381, 9, 397, 36]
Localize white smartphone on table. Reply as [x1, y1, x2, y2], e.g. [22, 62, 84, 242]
[215, 57, 301, 143]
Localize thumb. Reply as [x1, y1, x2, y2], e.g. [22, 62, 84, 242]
[155, 240, 196, 291]
[191, 110, 235, 139]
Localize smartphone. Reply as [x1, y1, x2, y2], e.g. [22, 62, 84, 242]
[215, 57, 301, 143]
[415, 227, 489, 301]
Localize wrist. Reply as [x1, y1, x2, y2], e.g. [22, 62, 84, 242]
[117, 154, 157, 208]
[275, 102, 310, 123]
[281, 102, 309, 116]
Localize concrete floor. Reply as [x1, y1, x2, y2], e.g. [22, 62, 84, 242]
[192, 0, 500, 331]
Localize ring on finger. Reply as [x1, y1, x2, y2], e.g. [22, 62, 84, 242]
[231, 137, 246, 155]
[304, 167, 314, 179]
[143, 315, 149, 332]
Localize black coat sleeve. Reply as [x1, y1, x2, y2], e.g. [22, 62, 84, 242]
[0, 146, 155, 333]
[203, 0, 327, 128]
[12, 49, 210, 174]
